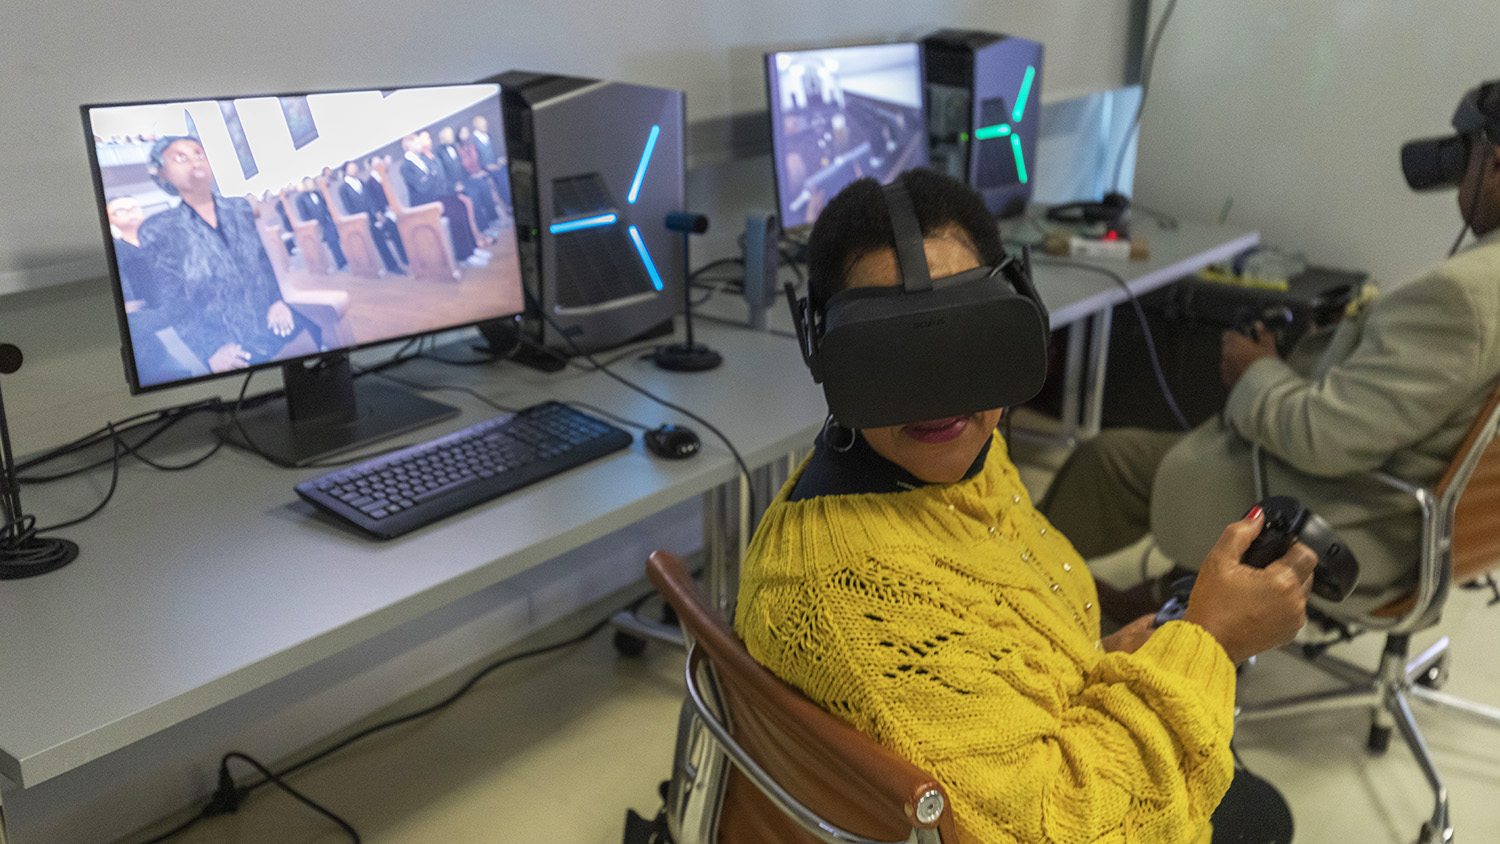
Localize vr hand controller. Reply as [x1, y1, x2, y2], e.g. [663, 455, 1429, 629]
[1152, 495, 1361, 627]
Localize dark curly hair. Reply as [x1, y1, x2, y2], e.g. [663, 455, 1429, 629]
[805, 167, 1004, 313]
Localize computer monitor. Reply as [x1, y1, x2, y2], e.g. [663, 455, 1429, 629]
[765, 42, 929, 232]
[82, 83, 525, 465]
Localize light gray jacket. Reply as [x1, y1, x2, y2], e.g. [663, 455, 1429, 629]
[1151, 229, 1500, 613]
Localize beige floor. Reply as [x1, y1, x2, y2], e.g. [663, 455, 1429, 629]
[123, 427, 1500, 844]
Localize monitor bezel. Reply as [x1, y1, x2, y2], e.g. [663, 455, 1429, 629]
[80, 81, 522, 396]
[763, 41, 930, 237]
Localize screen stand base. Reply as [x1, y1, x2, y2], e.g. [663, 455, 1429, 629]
[216, 356, 459, 467]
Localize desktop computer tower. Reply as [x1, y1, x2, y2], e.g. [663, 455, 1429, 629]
[484, 71, 685, 358]
[923, 29, 1044, 218]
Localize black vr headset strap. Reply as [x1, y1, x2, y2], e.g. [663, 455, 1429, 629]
[883, 180, 932, 293]
[784, 281, 823, 382]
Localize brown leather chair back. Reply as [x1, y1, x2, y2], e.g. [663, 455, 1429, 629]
[1375, 380, 1500, 618]
[646, 550, 960, 844]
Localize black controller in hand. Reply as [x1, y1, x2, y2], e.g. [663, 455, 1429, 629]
[1153, 495, 1361, 627]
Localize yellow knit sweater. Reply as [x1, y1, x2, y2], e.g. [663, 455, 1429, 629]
[735, 436, 1237, 844]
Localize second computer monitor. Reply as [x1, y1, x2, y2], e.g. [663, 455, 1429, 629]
[766, 42, 929, 232]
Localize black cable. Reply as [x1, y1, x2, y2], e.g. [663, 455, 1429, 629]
[125, 610, 626, 844]
[1111, 0, 1181, 193]
[535, 310, 759, 516]
[564, 400, 652, 432]
[36, 423, 122, 533]
[1034, 258, 1192, 431]
[220, 752, 360, 843]
[14, 398, 226, 478]
[563, 337, 673, 373]
[689, 257, 744, 281]
[1450, 156, 1486, 257]
[372, 370, 515, 414]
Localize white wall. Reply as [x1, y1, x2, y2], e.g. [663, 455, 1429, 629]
[1134, 0, 1500, 287]
[1, 0, 1135, 296]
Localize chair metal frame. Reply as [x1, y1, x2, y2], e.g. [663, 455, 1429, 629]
[646, 550, 959, 844]
[1237, 382, 1500, 844]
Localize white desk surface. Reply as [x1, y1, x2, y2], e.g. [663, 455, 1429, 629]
[699, 216, 1259, 333]
[0, 323, 825, 788]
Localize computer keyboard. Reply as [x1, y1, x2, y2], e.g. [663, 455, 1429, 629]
[296, 401, 633, 538]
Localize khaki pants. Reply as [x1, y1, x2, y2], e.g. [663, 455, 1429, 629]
[1037, 428, 1184, 559]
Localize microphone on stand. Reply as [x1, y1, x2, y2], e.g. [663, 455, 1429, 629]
[0, 343, 79, 580]
[651, 212, 723, 372]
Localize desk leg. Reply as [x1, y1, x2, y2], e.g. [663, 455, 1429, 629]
[1058, 321, 1088, 444]
[702, 482, 739, 620]
[1080, 307, 1114, 440]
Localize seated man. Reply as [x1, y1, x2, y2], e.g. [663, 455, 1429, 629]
[295, 176, 348, 271]
[1040, 79, 1500, 620]
[736, 168, 1316, 844]
[338, 159, 407, 274]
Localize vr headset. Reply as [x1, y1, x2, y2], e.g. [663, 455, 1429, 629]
[1402, 79, 1500, 191]
[785, 179, 1051, 430]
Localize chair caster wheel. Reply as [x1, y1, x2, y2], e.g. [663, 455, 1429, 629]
[1367, 722, 1393, 754]
[1415, 820, 1452, 844]
[613, 630, 648, 657]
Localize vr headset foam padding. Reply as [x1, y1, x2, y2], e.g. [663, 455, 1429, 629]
[786, 179, 1050, 429]
[1402, 79, 1500, 191]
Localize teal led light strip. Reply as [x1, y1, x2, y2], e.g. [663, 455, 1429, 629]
[628, 225, 664, 290]
[627, 124, 661, 204]
[1012, 66, 1036, 123]
[549, 213, 618, 234]
[1010, 135, 1028, 183]
[974, 123, 1012, 141]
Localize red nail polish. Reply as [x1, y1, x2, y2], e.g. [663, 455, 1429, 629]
[1246, 506, 1263, 521]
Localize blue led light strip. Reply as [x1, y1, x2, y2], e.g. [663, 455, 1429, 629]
[1012, 66, 1036, 123]
[549, 213, 618, 234]
[627, 124, 661, 205]
[628, 225, 664, 290]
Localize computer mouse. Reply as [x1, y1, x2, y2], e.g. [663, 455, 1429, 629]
[644, 424, 701, 460]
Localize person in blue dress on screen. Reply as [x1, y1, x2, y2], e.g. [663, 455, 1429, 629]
[136, 135, 316, 376]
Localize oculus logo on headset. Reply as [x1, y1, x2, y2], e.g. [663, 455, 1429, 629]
[787, 179, 1050, 430]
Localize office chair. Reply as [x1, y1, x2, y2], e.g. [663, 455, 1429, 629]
[644, 550, 962, 844]
[1236, 379, 1500, 844]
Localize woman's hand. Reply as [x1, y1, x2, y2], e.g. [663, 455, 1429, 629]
[1101, 614, 1156, 654]
[1181, 509, 1317, 663]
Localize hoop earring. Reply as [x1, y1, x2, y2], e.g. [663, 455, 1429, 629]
[823, 416, 857, 453]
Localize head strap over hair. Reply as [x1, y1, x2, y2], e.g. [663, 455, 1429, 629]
[882, 180, 932, 293]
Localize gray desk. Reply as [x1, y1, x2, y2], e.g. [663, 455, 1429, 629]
[707, 216, 1258, 443]
[0, 323, 824, 803]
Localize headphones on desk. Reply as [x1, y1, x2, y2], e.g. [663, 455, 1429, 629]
[1045, 191, 1131, 227]
[784, 177, 1051, 430]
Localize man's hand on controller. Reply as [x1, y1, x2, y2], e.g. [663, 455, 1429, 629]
[1221, 322, 1280, 389]
[1181, 508, 1318, 663]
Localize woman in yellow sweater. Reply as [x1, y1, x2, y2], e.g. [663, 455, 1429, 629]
[734, 169, 1316, 844]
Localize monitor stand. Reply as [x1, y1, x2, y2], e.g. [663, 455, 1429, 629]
[216, 353, 459, 467]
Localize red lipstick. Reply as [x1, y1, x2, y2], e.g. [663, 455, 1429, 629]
[902, 416, 968, 444]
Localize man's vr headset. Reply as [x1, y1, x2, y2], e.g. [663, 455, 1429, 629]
[785, 179, 1051, 430]
[1402, 79, 1500, 191]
